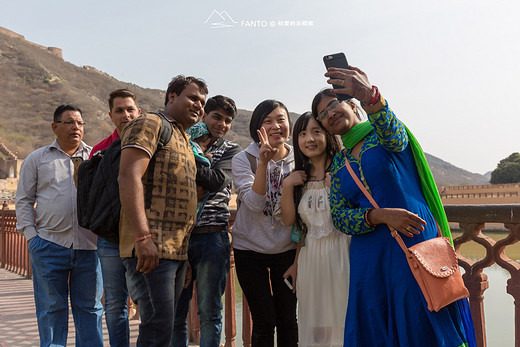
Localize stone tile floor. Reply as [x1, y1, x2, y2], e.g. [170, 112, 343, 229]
[0, 268, 138, 346]
[0, 268, 202, 346]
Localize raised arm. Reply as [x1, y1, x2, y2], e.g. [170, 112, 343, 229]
[325, 65, 408, 152]
[232, 151, 265, 213]
[365, 98, 408, 152]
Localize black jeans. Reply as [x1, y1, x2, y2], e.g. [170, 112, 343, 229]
[234, 248, 298, 347]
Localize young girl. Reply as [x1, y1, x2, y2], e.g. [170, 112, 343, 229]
[231, 99, 298, 346]
[281, 112, 350, 347]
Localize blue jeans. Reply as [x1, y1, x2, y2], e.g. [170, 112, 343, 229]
[172, 230, 231, 347]
[28, 236, 104, 347]
[97, 238, 129, 347]
[123, 257, 187, 347]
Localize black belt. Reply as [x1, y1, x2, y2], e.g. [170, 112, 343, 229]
[191, 225, 227, 234]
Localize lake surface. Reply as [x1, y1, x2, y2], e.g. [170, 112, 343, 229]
[454, 229, 518, 346]
[221, 230, 518, 346]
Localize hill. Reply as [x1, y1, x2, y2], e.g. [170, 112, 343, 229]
[425, 154, 489, 187]
[0, 26, 488, 187]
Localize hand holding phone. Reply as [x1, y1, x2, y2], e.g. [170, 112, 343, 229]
[284, 277, 293, 290]
[323, 52, 352, 101]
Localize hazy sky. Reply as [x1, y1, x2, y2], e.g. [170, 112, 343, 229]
[1, 0, 519, 174]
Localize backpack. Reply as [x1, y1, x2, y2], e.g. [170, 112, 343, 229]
[77, 112, 173, 244]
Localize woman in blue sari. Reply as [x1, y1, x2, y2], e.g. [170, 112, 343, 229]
[312, 65, 476, 347]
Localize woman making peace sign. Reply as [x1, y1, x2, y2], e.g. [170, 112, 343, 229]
[231, 99, 298, 347]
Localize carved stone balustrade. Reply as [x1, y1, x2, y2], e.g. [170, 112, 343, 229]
[3, 205, 520, 346]
[445, 204, 520, 347]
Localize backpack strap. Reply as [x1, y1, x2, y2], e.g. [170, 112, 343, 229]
[144, 112, 174, 209]
[236, 151, 258, 210]
[245, 152, 257, 174]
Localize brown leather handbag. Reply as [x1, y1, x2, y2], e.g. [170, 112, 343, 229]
[343, 155, 469, 312]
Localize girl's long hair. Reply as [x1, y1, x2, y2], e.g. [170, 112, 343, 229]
[291, 112, 341, 241]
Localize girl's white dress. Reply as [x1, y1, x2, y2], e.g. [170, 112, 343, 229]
[296, 179, 351, 347]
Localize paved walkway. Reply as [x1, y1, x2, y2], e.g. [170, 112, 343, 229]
[0, 268, 137, 346]
[0, 268, 202, 346]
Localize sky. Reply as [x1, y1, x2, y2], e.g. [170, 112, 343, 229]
[1, 0, 519, 175]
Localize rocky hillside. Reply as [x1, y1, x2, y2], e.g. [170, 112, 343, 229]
[425, 154, 489, 187]
[0, 26, 488, 186]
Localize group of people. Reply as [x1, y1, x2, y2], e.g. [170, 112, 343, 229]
[15, 66, 477, 347]
[15, 77, 239, 347]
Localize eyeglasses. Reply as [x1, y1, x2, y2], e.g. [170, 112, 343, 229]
[317, 100, 344, 121]
[55, 120, 86, 127]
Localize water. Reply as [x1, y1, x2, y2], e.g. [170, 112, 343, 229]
[455, 229, 519, 345]
[481, 264, 514, 345]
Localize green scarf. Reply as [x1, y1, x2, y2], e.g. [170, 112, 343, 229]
[342, 121, 453, 243]
[341, 122, 372, 150]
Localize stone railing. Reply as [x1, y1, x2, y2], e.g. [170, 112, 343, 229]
[446, 204, 520, 347]
[3, 204, 520, 346]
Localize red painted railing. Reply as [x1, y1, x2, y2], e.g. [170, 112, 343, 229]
[0, 203, 31, 278]
[3, 203, 520, 346]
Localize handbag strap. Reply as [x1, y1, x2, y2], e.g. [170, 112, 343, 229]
[342, 150, 411, 254]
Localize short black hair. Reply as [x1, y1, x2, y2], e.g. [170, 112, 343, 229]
[53, 104, 82, 122]
[164, 75, 209, 106]
[109, 89, 138, 111]
[204, 95, 237, 119]
[249, 99, 290, 143]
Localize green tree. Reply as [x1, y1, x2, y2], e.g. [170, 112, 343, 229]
[490, 152, 520, 184]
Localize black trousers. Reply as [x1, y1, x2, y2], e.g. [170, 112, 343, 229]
[234, 248, 298, 347]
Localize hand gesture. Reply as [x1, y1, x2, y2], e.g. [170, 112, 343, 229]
[257, 127, 278, 164]
[325, 65, 375, 104]
[283, 170, 307, 189]
[135, 237, 159, 273]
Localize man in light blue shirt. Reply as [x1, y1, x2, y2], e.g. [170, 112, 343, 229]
[15, 104, 103, 347]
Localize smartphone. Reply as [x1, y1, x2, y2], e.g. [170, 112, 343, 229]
[323, 52, 352, 100]
[284, 277, 293, 290]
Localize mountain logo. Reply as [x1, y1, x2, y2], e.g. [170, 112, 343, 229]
[204, 10, 238, 28]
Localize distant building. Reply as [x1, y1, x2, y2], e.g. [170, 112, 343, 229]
[0, 26, 63, 59]
[0, 143, 20, 178]
[0, 142, 21, 199]
[440, 184, 520, 205]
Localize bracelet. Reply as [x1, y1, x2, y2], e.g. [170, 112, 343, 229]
[364, 208, 376, 227]
[135, 234, 154, 242]
[364, 86, 379, 106]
